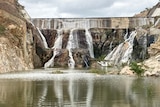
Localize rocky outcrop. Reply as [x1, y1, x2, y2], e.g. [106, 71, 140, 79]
[91, 28, 125, 58]
[0, 0, 34, 73]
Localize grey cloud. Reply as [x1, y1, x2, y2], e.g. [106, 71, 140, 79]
[19, 0, 159, 18]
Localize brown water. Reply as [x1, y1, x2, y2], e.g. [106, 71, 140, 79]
[0, 69, 160, 107]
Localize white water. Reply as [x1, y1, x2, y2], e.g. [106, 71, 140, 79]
[154, 18, 160, 26]
[37, 27, 49, 49]
[66, 29, 77, 68]
[121, 31, 137, 64]
[41, 20, 45, 29]
[48, 19, 51, 29]
[44, 30, 63, 68]
[109, 41, 113, 52]
[85, 28, 94, 58]
[103, 31, 137, 66]
[124, 29, 128, 40]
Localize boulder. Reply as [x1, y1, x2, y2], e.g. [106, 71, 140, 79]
[120, 66, 135, 76]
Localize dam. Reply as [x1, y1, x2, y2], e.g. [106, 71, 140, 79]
[31, 17, 156, 68]
[32, 17, 154, 29]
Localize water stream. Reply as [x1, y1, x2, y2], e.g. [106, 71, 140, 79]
[44, 30, 63, 68]
[66, 29, 76, 68]
[37, 27, 49, 49]
[99, 30, 137, 66]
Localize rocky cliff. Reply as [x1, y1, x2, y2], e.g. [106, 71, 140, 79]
[0, 0, 34, 73]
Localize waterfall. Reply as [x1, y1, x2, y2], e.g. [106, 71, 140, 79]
[85, 29, 94, 58]
[44, 30, 63, 68]
[38, 18, 95, 68]
[124, 29, 128, 40]
[41, 20, 45, 29]
[37, 27, 49, 49]
[121, 31, 137, 64]
[109, 41, 113, 52]
[47, 19, 51, 29]
[57, 19, 95, 59]
[66, 29, 77, 68]
[85, 19, 94, 58]
[98, 30, 137, 66]
[154, 18, 160, 26]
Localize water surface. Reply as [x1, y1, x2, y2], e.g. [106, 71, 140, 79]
[0, 69, 160, 107]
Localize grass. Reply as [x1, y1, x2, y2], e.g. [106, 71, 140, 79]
[52, 70, 63, 74]
[97, 55, 106, 61]
[129, 62, 145, 77]
[0, 25, 5, 34]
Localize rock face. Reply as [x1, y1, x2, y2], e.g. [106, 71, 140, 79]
[0, 0, 34, 73]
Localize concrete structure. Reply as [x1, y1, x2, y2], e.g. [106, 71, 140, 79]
[32, 17, 154, 29]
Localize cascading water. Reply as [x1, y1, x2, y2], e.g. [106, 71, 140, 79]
[85, 19, 94, 58]
[37, 27, 49, 49]
[44, 30, 63, 68]
[109, 41, 113, 52]
[120, 31, 137, 64]
[66, 29, 78, 68]
[124, 29, 129, 40]
[64, 19, 94, 68]
[37, 19, 95, 68]
[85, 28, 94, 58]
[98, 30, 137, 66]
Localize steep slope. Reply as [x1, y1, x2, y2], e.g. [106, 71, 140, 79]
[0, 0, 34, 73]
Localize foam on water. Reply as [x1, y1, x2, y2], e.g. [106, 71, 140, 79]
[0, 70, 96, 81]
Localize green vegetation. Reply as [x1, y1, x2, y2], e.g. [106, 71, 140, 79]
[52, 70, 63, 74]
[97, 54, 106, 61]
[0, 25, 5, 34]
[129, 62, 145, 77]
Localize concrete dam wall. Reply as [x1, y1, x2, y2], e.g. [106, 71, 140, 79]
[32, 17, 154, 29]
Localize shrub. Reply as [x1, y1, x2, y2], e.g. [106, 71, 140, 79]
[52, 70, 63, 74]
[0, 25, 5, 34]
[129, 62, 145, 77]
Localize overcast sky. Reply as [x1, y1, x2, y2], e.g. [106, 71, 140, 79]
[19, 0, 159, 18]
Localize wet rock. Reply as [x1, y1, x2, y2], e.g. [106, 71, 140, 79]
[41, 29, 57, 48]
[73, 49, 90, 68]
[54, 49, 69, 67]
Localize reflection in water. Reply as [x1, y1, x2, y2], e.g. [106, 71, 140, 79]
[37, 82, 48, 107]
[0, 71, 160, 107]
[86, 76, 94, 107]
[54, 78, 63, 107]
[69, 76, 75, 107]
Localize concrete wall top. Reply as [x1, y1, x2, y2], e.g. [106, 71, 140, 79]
[32, 17, 155, 29]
